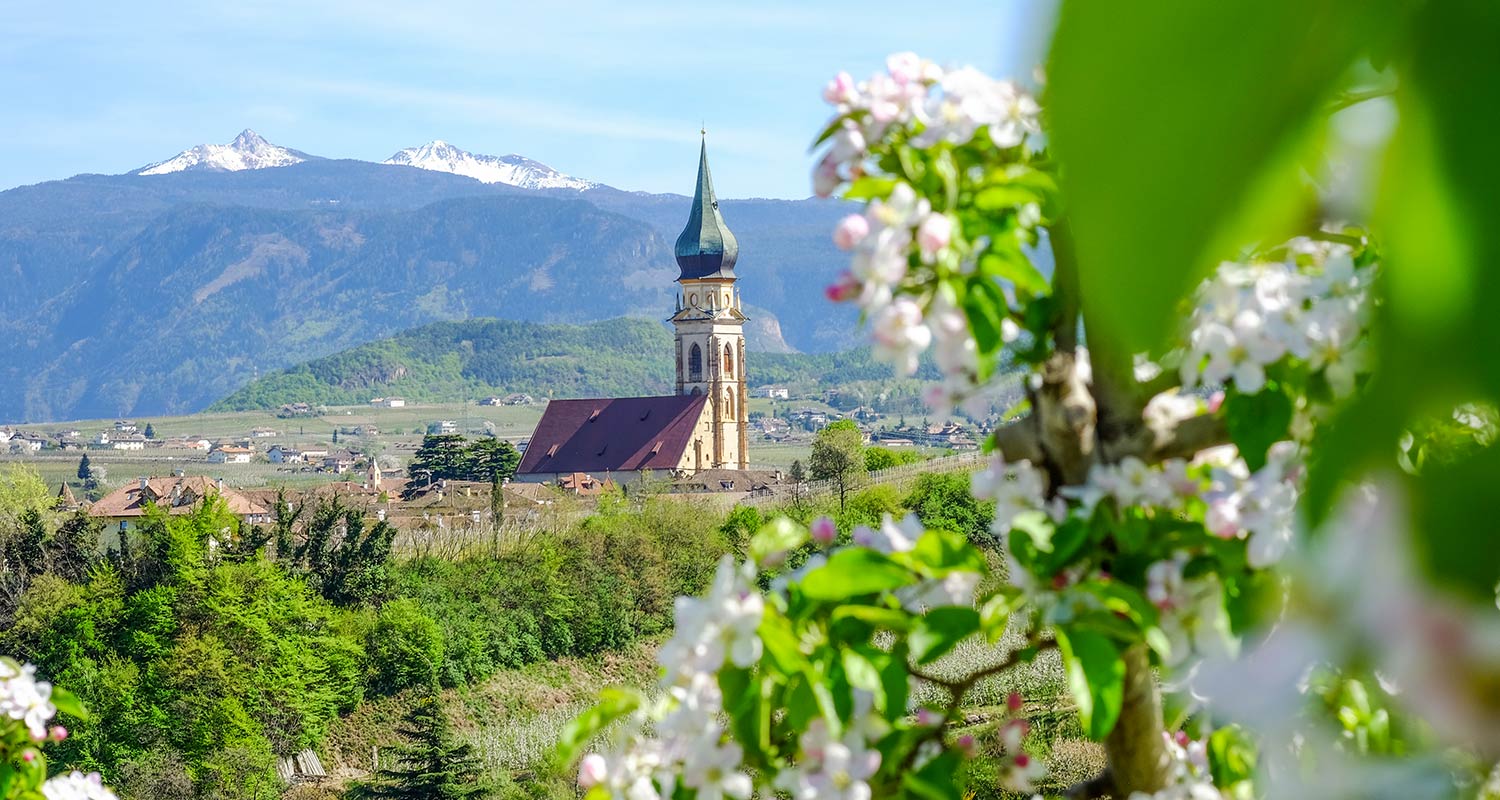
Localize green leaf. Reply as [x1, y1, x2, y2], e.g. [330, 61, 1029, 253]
[907, 527, 987, 576]
[832, 604, 913, 632]
[1055, 627, 1125, 740]
[557, 687, 640, 765]
[910, 607, 982, 665]
[843, 175, 897, 201]
[841, 649, 886, 712]
[880, 642, 911, 722]
[50, 686, 88, 720]
[1009, 510, 1055, 552]
[979, 587, 1023, 639]
[1047, 0, 1404, 352]
[801, 548, 915, 601]
[978, 248, 1050, 297]
[1208, 724, 1259, 789]
[1223, 389, 1292, 472]
[750, 517, 809, 566]
[962, 275, 1012, 362]
[758, 612, 808, 674]
[903, 750, 965, 800]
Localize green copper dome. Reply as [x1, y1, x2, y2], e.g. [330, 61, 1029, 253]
[675, 139, 739, 281]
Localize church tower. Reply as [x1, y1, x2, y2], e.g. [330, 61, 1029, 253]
[671, 137, 749, 471]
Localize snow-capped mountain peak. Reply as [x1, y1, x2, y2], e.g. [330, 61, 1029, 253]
[135, 129, 312, 176]
[383, 140, 595, 190]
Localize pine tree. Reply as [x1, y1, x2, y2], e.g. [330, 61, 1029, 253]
[346, 694, 488, 799]
[76, 453, 93, 481]
[143, 422, 155, 439]
[333, 428, 340, 444]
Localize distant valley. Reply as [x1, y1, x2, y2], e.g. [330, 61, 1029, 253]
[0, 132, 857, 422]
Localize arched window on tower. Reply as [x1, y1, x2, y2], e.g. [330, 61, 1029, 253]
[723, 344, 734, 378]
[689, 343, 703, 381]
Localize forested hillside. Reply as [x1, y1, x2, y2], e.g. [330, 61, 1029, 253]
[211, 317, 945, 411]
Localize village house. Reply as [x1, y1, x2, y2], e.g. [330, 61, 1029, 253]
[11, 435, 45, 453]
[430, 420, 459, 434]
[322, 450, 358, 473]
[266, 445, 305, 464]
[480, 396, 504, 406]
[92, 432, 146, 451]
[113, 420, 138, 433]
[670, 468, 782, 495]
[90, 476, 271, 531]
[370, 397, 406, 408]
[503, 393, 536, 406]
[756, 385, 790, 400]
[277, 402, 316, 418]
[160, 437, 212, 452]
[249, 427, 278, 438]
[208, 445, 254, 464]
[557, 472, 616, 496]
[300, 445, 329, 461]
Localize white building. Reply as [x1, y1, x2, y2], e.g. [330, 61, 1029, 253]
[208, 445, 254, 464]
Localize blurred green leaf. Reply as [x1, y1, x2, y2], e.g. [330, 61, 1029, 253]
[556, 687, 640, 766]
[903, 750, 965, 800]
[843, 175, 897, 201]
[1056, 626, 1125, 740]
[801, 548, 914, 601]
[910, 607, 982, 665]
[1047, 0, 1402, 352]
[751, 517, 809, 565]
[1224, 389, 1292, 471]
[50, 686, 88, 721]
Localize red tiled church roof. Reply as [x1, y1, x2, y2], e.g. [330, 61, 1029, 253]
[516, 395, 707, 476]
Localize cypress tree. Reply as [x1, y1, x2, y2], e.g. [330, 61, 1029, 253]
[346, 694, 487, 799]
[77, 453, 93, 481]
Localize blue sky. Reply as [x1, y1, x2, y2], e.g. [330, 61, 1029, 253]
[1, 1, 1055, 198]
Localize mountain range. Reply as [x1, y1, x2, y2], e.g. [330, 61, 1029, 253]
[0, 130, 858, 423]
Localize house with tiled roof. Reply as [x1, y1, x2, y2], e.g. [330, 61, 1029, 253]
[514, 139, 750, 486]
[89, 476, 271, 530]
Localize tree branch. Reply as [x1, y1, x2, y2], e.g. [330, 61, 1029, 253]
[1148, 412, 1231, 463]
[991, 417, 1043, 464]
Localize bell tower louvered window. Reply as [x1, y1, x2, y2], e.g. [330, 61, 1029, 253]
[689, 343, 703, 381]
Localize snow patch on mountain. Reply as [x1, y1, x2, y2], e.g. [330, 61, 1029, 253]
[136, 130, 310, 175]
[383, 140, 595, 190]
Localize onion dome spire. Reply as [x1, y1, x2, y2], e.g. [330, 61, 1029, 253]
[674, 134, 739, 280]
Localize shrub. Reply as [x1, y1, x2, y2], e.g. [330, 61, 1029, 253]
[368, 598, 444, 693]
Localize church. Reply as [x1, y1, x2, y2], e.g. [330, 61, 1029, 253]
[512, 140, 751, 485]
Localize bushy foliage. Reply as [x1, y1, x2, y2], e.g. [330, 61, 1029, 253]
[407, 435, 520, 488]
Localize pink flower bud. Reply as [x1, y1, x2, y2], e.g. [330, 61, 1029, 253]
[833, 214, 870, 251]
[916, 708, 942, 727]
[1013, 753, 1031, 768]
[886, 52, 924, 85]
[810, 516, 838, 546]
[956, 734, 977, 757]
[824, 271, 861, 303]
[50, 725, 68, 742]
[22, 750, 36, 763]
[578, 753, 607, 788]
[1007, 692, 1024, 713]
[917, 214, 953, 257]
[823, 71, 858, 105]
[1207, 390, 1226, 413]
